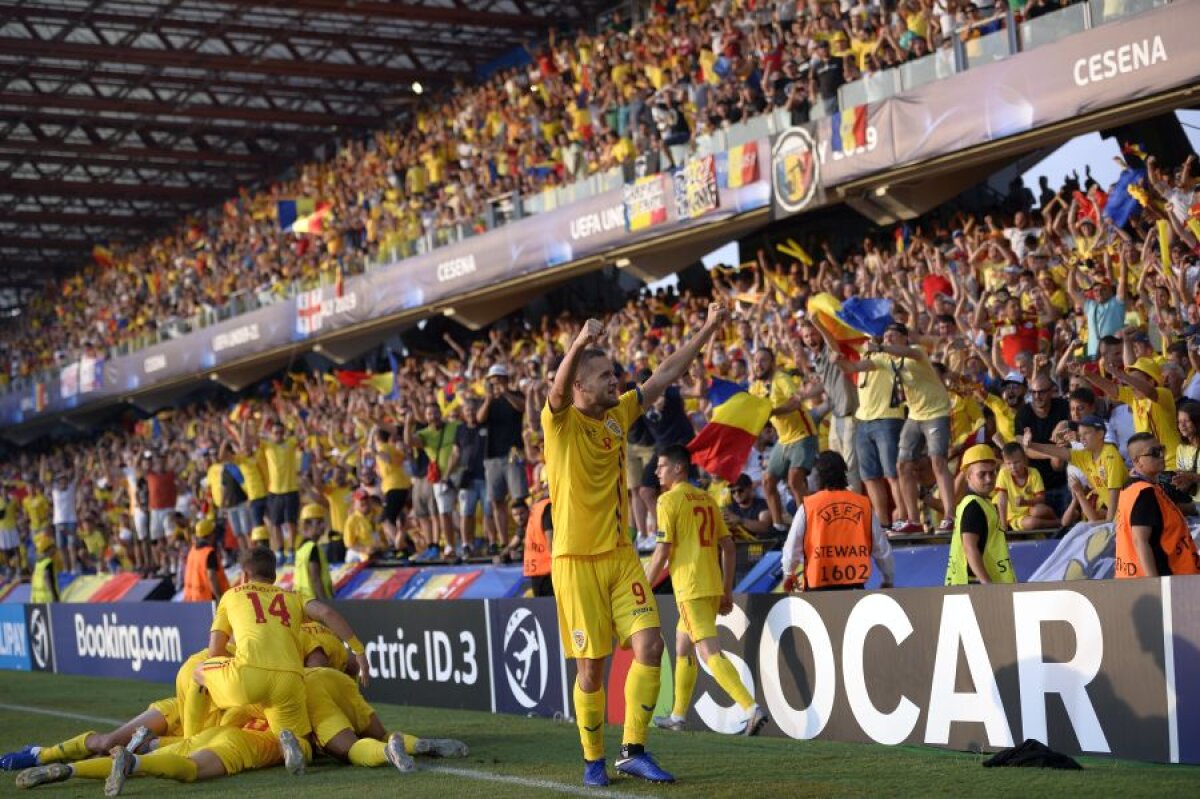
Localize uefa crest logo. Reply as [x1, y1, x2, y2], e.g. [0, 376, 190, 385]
[503, 607, 548, 709]
[28, 607, 50, 671]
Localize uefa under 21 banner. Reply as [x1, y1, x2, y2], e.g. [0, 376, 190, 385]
[4, 578, 1200, 764]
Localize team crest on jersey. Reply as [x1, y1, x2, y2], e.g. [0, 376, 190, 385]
[604, 418, 623, 437]
[572, 629, 587, 651]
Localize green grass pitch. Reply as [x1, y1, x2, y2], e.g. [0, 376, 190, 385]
[0, 671, 1196, 798]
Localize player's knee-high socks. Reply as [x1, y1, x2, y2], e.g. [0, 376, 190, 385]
[622, 661, 660, 746]
[348, 739, 387, 767]
[572, 683, 605, 761]
[671, 655, 698, 719]
[400, 733, 419, 755]
[706, 653, 753, 710]
[39, 731, 95, 763]
[68, 757, 113, 779]
[181, 681, 210, 738]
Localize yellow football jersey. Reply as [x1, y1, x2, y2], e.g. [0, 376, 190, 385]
[235, 455, 268, 501]
[656, 482, 730, 601]
[375, 444, 412, 492]
[750, 372, 815, 444]
[541, 389, 642, 557]
[212, 582, 307, 673]
[301, 621, 348, 673]
[994, 465, 1044, 526]
[259, 439, 300, 494]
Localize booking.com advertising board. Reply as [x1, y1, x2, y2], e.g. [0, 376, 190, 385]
[4, 578, 1200, 765]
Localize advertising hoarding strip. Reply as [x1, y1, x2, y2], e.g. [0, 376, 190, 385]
[1163, 576, 1178, 763]
[5, 575, 1200, 765]
[484, 598, 497, 714]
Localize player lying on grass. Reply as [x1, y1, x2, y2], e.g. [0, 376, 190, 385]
[15, 719, 284, 795]
[13, 668, 472, 792]
[0, 648, 216, 771]
[303, 666, 468, 770]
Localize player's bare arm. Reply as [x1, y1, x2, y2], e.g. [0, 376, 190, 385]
[304, 599, 370, 686]
[641, 303, 730, 406]
[548, 319, 603, 413]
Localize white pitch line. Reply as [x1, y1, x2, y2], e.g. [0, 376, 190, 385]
[0, 702, 645, 798]
[0, 703, 123, 726]
[425, 765, 644, 798]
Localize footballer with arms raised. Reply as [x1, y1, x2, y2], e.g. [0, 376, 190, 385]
[542, 303, 728, 786]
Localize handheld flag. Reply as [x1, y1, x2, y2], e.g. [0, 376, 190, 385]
[808, 293, 870, 360]
[687, 379, 772, 483]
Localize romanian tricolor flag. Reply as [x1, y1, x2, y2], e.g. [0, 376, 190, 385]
[894, 224, 911, 254]
[277, 198, 315, 230]
[291, 201, 332, 235]
[726, 142, 759, 188]
[808, 293, 871, 361]
[830, 105, 868, 155]
[687, 379, 772, 483]
[92, 245, 113, 269]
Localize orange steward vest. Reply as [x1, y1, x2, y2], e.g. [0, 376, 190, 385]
[183, 543, 229, 601]
[1115, 479, 1200, 578]
[801, 489, 873, 589]
[523, 499, 552, 577]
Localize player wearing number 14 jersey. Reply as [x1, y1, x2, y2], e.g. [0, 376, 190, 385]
[644, 445, 767, 736]
[194, 549, 369, 776]
[542, 305, 728, 787]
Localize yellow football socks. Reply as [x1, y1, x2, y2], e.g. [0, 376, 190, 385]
[138, 752, 198, 782]
[573, 683, 606, 761]
[67, 757, 111, 780]
[671, 655, 698, 719]
[622, 661, 661, 746]
[707, 653, 754, 710]
[181, 681, 210, 738]
[348, 739, 387, 767]
[40, 731, 95, 763]
[402, 734, 419, 755]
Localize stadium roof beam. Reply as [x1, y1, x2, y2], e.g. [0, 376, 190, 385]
[10, 63, 394, 107]
[0, 137, 278, 166]
[0, 92, 380, 130]
[1, 6, 509, 59]
[212, 0, 561, 31]
[0, 37, 440, 85]
[0, 177, 227, 202]
[0, 236, 94, 251]
[2, 211, 174, 227]
[0, 107, 331, 142]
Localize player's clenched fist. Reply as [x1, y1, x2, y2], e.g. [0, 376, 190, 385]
[575, 318, 604, 347]
[704, 302, 730, 329]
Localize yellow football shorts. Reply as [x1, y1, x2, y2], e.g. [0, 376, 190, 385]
[146, 697, 180, 736]
[553, 548, 660, 660]
[200, 658, 310, 739]
[677, 596, 721, 643]
[157, 726, 281, 776]
[304, 668, 375, 746]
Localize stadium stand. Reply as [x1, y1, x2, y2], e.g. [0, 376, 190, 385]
[0, 0, 1131, 391]
[2, 135, 1198, 595]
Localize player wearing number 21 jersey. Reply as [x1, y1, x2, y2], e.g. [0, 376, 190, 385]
[541, 304, 727, 787]
[194, 549, 369, 776]
[644, 445, 767, 736]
